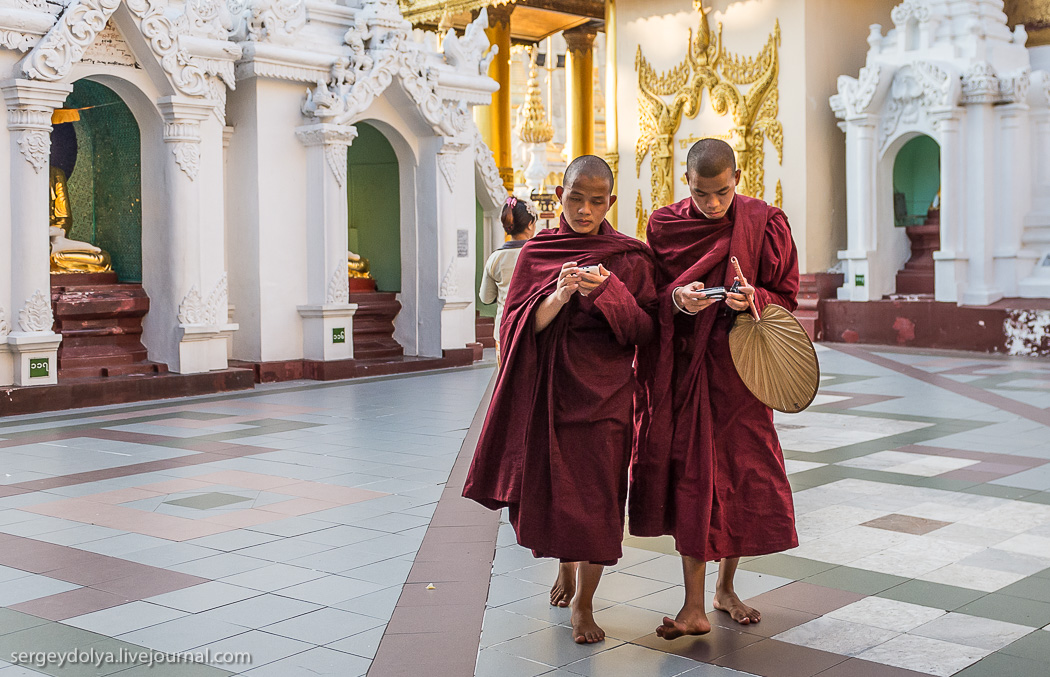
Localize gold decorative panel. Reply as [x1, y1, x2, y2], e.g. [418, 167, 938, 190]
[1004, 0, 1050, 47]
[635, 0, 783, 234]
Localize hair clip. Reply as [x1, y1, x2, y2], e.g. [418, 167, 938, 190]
[505, 196, 518, 208]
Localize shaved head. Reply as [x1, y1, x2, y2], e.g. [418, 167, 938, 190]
[563, 155, 614, 193]
[686, 139, 737, 179]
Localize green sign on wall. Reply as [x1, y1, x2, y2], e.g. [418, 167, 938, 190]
[332, 327, 346, 344]
[855, 274, 866, 287]
[29, 358, 49, 378]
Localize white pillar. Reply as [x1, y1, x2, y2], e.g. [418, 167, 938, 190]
[156, 97, 235, 373]
[994, 103, 1028, 297]
[1, 79, 72, 386]
[436, 141, 476, 350]
[295, 122, 358, 361]
[1020, 106, 1050, 297]
[933, 112, 967, 303]
[837, 115, 878, 300]
[961, 98, 1003, 305]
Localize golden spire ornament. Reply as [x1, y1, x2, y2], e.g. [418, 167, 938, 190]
[519, 48, 554, 145]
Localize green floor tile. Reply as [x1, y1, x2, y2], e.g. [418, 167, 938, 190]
[962, 484, 1041, 500]
[164, 492, 251, 510]
[803, 566, 908, 596]
[953, 652, 1049, 677]
[876, 579, 986, 611]
[0, 624, 152, 677]
[999, 576, 1050, 605]
[0, 608, 49, 636]
[739, 554, 837, 580]
[1000, 631, 1050, 663]
[956, 593, 1050, 628]
[910, 476, 982, 491]
[1034, 567, 1050, 580]
[1020, 491, 1050, 506]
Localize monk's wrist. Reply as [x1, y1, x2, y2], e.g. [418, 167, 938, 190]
[672, 287, 698, 315]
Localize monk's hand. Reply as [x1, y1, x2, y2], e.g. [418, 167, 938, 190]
[673, 282, 717, 315]
[553, 261, 582, 304]
[578, 264, 611, 297]
[725, 277, 756, 312]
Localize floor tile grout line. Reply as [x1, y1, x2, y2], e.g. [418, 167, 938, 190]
[367, 372, 500, 677]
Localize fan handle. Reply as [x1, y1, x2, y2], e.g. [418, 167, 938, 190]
[730, 257, 761, 322]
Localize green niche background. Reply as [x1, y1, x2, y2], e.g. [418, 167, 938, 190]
[476, 199, 495, 317]
[892, 134, 940, 228]
[63, 79, 142, 282]
[347, 123, 401, 293]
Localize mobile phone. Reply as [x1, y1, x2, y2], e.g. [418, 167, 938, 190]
[578, 265, 601, 275]
[699, 286, 727, 300]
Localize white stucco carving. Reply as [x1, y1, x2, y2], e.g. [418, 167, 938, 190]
[327, 265, 349, 304]
[878, 62, 952, 148]
[0, 305, 10, 340]
[439, 257, 458, 297]
[18, 289, 52, 332]
[172, 142, 201, 180]
[179, 274, 228, 326]
[17, 129, 48, 173]
[473, 128, 508, 207]
[21, 0, 123, 82]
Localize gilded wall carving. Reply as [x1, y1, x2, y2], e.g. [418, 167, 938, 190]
[635, 0, 783, 236]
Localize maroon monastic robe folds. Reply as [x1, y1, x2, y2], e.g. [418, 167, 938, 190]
[464, 217, 657, 564]
[630, 194, 799, 562]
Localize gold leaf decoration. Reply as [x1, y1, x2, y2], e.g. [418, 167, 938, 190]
[635, 1, 783, 217]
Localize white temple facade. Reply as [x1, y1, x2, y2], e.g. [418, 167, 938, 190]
[832, 0, 1050, 305]
[0, 0, 503, 387]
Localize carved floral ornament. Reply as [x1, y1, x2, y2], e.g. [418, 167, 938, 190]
[473, 127, 508, 208]
[634, 0, 783, 240]
[20, 0, 212, 98]
[327, 265, 350, 304]
[0, 304, 10, 340]
[302, 4, 490, 139]
[178, 274, 228, 327]
[18, 289, 53, 333]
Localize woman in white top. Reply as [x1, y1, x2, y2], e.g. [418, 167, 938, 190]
[480, 196, 538, 363]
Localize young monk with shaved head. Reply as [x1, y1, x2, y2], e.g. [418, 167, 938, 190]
[631, 138, 799, 638]
[464, 155, 657, 644]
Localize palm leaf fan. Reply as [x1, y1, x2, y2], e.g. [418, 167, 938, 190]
[727, 257, 820, 413]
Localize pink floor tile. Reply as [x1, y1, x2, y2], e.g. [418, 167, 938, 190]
[89, 488, 165, 505]
[10, 587, 127, 621]
[255, 497, 342, 516]
[138, 478, 216, 494]
[191, 470, 299, 491]
[201, 509, 285, 528]
[275, 481, 386, 504]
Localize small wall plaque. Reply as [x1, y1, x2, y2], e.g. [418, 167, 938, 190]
[457, 230, 469, 258]
[29, 357, 49, 378]
[855, 274, 865, 287]
[332, 327, 346, 344]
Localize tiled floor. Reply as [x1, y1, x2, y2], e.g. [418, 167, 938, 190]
[0, 345, 1048, 676]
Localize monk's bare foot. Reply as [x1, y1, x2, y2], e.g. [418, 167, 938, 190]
[550, 562, 577, 607]
[712, 590, 761, 625]
[655, 607, 711, 640]
[570, 604, 605, 644]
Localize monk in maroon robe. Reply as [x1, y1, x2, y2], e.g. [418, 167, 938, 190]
[464, 156, 657, 644]
[630, 139, 799, 639]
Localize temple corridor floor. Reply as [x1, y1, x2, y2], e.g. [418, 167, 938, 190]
[0, 345, 1046, 676]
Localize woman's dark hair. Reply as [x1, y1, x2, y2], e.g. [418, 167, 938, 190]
[501, 197, 536, 236]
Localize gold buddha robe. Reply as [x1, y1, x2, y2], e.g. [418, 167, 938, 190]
[49, 166, 112, 274]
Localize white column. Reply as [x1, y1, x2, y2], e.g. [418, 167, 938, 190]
[837, 115, 878, 300]
[1020, 107, 1050, 297]
[295, 123, 358, 361]
[961, 98, 1003, 305]
[156, 97, 235, 373]
[1, 79, 72, 386]
[994, 103, 1028, 297]
[933, 112, 967, 303]
[436, 141, 476, 350]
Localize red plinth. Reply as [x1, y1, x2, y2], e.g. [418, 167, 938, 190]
[349, 292, 403, 360]
[895, 209, 940, 295]
[349, 277, 377, 292]
[51, 274, 166, 379]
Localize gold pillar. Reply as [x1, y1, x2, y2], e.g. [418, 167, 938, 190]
[483, 4, 514, 190]
[605, 0, 619, 227]
[564, 23, 599, 162]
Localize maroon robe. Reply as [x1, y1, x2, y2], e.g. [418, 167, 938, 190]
[464, 217, 657, 564]
[629, 194, 799, 561]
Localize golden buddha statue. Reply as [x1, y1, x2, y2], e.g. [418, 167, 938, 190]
[347, 250, 373, 279]
[49, 165, 112, 274]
